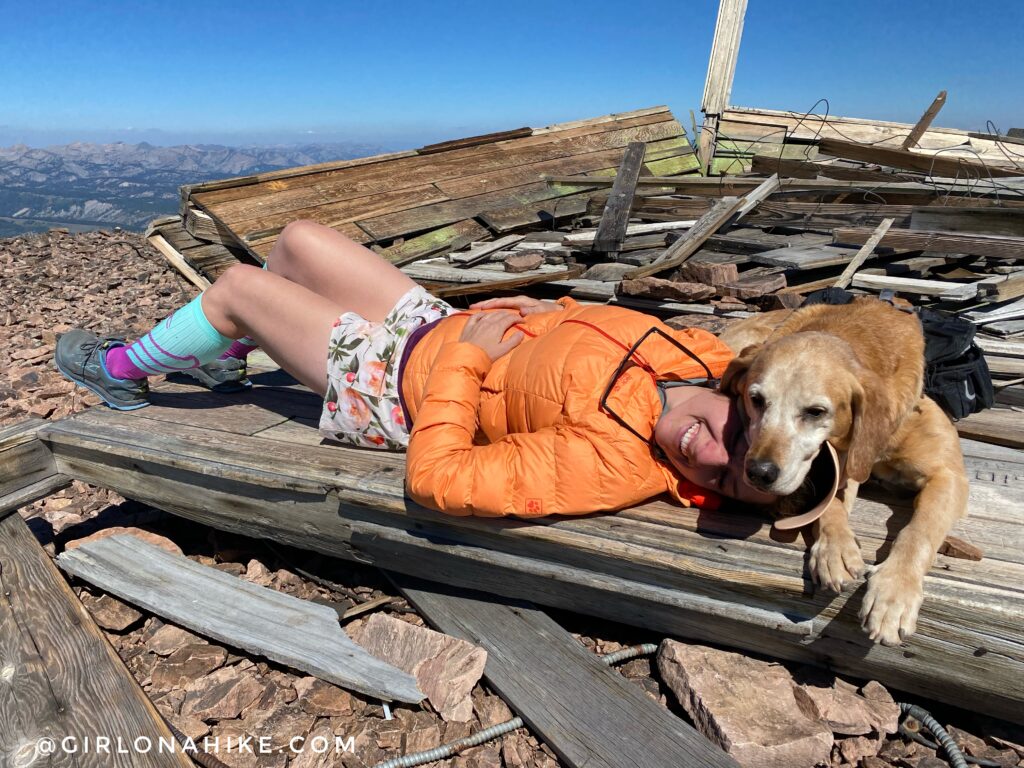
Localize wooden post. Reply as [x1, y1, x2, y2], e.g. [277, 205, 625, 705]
[902, 90, 947, 149]
[698, 0, 748, 174]
[593, 142, 647, 258]
[833, 218, 896, 289]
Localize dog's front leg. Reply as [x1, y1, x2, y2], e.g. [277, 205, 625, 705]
[809, 479, 865, 592]
[861, 465, 968, 646]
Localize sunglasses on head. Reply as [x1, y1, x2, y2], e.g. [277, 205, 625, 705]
[598, 327, 720, 460]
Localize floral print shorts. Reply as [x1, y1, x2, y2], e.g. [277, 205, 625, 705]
[319, 285, 453, 450]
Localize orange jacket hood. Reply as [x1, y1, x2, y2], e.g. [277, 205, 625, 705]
[402, 297, 735, 517]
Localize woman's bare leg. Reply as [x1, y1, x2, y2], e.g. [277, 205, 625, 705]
[264, 219, 417, 323]
[200, 265, 341, 396]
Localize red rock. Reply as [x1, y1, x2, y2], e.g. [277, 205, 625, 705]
[658, 640, 832, 768]
[181, 666, 266, 720]
[80, 591, 142, 631]
[293, 676, 353, 717]
[150, 644, 228, 690]
[348, 613, 486, 722]
[838, 735, 882, 763]
[939, 536, 984, 561]
[146, 623, 202, 656]
[793, 679, 900, 736]
[503, 251, 546, 273]
[617, 276, 715, 301]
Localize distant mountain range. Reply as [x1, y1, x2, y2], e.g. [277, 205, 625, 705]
[0, 140, 383, 237]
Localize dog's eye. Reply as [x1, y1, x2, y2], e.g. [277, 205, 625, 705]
[803, 406, 828, 419]
[749, 392, 766, 410]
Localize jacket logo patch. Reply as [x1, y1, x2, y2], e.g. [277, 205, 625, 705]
[525, 498, 543, 515]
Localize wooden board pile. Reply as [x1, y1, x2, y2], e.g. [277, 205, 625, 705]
[148, 104, 1024, 408]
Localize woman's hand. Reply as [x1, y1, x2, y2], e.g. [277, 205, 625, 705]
[459, 311, 525, 362]
[469, 295, 563, 316]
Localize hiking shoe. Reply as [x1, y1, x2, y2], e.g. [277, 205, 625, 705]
[179, 357, 253, 393]
[54, 330, 150, 411]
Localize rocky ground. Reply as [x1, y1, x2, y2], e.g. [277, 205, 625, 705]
[2, 229, 1022, 768]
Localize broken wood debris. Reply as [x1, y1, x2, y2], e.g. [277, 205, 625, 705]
[57, 534, 425, 702]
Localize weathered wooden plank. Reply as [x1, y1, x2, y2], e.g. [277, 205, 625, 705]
[450, 235, 526, 266]
[818, 137, 1020, 179]
[563, 221, 695, 244]
[750, 155, 916, 181]
[394, 575, 738, 768]
[358, 180, 604, 242]
[910, 206, 1024, 238]
[427, 265, 584, 298]
[751, 244, 860, 270]
[477, 192, 592, 233]
[720, 107, 1021, 166]
[58, 536, 423, 702]
[188, 108, 671, 205]
[433, 137, 693, 199]
[834, 227, 1024, 261]
[956, 408, 1024, 448]
[418, 126, 532, 154]
[593, 142, 647, 256]
[624, 196, 745, 279]
[36, 410, 1024, 723]
[378, 220, 491, 266]
[851, 272, 978, 301]
[0, 474, 72, 519]
[200, 115, 682, 225]
[147, 232, 212, 290]
[834, 217, 897, 289]
[0, 420, 58, 508]
[0, 513, 192, 767]
[231, 184, 452, 242]
[903, 91, 948, 149]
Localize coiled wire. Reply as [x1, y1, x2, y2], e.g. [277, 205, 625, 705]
[900, 703, 969, 768]
[373, 643, 658, 768]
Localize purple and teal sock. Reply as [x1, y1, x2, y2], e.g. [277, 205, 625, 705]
[217, 258, 268, 362]
[105, 294, 234, 380]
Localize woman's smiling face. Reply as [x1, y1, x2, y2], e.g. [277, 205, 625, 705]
[653, 386, 777, 505]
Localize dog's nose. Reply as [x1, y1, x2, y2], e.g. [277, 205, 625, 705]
[746, 459, 780, 487]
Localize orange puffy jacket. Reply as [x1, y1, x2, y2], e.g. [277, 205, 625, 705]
[401, 297, 735, 517]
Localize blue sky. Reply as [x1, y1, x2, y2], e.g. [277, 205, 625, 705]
[1, 0, 1021, 149]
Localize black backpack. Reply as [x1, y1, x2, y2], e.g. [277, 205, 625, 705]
[802, 288, 994, 420]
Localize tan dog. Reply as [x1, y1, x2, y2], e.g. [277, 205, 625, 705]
[719, 299, 968, 646]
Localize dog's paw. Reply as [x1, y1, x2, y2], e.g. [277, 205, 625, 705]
[809, 526, 865, 593]
[860, 561, 924, 646]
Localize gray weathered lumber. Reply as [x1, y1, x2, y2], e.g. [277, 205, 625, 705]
[449, 234, 525, 266]
[734, 173, 780, 218]
[0, 420, 61, 517]
[851, 272, 978, 301]
[910, 206, 1024, 238]
[752, 244, 861, 271]
[392, 575, 738, 768]
[593, 142, 647, 256]
[562, 221, 695, 244]
[37, 405, 1024, 724]
[624, 196, 744, 279]
[0, 514, 193, 767]
[834, 226, 1024, 261]
[834, 217, 896, 289]
[902, 90, 947, 149]
[57, 535, 423, 703]
[699, 0, 748, 172]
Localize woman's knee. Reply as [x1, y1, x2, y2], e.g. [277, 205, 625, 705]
[272, 219, 351, 270]
[206, 264, 264, 313]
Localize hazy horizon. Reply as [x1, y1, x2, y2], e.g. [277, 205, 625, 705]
[4, 0, 1021, 154]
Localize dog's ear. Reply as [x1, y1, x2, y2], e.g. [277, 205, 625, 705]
[846, 369, 896, 483]
[720, 344, 760, 396]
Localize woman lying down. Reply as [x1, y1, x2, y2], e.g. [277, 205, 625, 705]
[56, 219, 791, 518]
